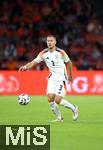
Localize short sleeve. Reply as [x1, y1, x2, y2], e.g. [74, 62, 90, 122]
[62, 50, 70, 62]
[33, 51, 44, 63]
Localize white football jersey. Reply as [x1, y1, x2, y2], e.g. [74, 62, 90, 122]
[34, 47, 70, 81]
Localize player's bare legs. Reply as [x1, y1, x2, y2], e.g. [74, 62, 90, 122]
[48, 94, 55, 102]
[47, 94, 62, 122]
[54, 95, 78, 121]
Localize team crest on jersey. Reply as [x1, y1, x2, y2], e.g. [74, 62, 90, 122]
[55, 55, 59, 59]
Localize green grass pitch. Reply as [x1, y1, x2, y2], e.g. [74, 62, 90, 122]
[0, 95, 103, 150]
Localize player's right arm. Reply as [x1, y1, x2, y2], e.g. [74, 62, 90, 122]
[19, 51, 44, 71]
[19, 60, 38, 71]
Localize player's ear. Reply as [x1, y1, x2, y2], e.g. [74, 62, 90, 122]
[55, 39, 57, 44]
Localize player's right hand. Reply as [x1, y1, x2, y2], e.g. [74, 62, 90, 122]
[19, 66, 27, 72]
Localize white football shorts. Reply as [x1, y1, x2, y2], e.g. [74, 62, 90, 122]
[46, 79, 67, 97]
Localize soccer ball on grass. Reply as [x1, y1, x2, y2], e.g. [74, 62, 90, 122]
[18, 94, 30, 105]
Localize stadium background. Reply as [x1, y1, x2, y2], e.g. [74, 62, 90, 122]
[0, 1, 103, 150]
[0, 0, 103, 95]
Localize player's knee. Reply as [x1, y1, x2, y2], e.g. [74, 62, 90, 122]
[47, 94, 55, 102]
[55, 95, 62, 104]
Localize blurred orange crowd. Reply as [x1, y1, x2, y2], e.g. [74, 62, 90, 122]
[0, 0, 103, 70]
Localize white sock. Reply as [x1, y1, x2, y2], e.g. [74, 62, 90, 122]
[60, 99, 75, 111]
[49, 102, 61, 119]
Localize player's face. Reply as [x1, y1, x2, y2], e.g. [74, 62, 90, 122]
[47, 37, 56, 49]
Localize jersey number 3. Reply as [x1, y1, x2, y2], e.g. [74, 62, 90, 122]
[51, 60, 55, 66]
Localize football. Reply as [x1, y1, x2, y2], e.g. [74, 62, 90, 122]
[18, 94, 30, 105]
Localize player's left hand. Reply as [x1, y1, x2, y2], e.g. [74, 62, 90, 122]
[68, 74, 73, 83]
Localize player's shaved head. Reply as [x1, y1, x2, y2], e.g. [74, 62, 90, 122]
[47, 35, 56, 41]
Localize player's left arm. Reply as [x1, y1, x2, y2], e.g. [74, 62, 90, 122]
[66, 61, 73, 83]
[62, 50, 73, 83]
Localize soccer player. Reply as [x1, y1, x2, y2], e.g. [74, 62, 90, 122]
[19, 35, 78, 122]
